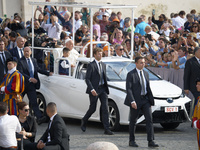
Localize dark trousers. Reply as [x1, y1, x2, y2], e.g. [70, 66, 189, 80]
[17, 139, 32, 150]
[82, 85, 109, 130]
[129, 97, 154, 142]
[22, 84, 42, 119]
[24, 143, 61, 150]
[192, 91, 200, 106]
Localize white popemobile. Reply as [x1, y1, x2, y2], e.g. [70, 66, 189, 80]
[35, 56, 191, 131]
[27, 1, 191, 131]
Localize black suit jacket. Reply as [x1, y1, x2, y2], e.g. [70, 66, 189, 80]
[16, 115, 37, 142]
[9, 47, 23, 60]
[85, 60, 109, 94]
[184, 57, 200, 93]
[0, 51, 12, 83]
[40, 114, 69, 150]
[124, 68, 154, 106]
[17, 56, 49, 90]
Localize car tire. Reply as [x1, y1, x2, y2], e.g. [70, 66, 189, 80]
[108, 101, 120, 131]
[160, 122, 180, 129]
[37, 93, 47, 116]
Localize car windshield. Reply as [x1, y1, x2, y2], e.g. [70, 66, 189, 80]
[104, 61, 160, 81]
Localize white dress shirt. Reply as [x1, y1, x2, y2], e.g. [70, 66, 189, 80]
[136, 68, 147, 95]
[74, 19, 82, 32]
[41, 21, 62, 40]
[17, 46, 23, 59]
[172, 16, 186, 29]
[0, 114, 21, 147]
[47, 113, 57, 142]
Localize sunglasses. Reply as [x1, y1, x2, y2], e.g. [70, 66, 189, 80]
[119, 48, 124, 51]
[24, 109, 30, 112]
[192, 26, 198, 28]
[159, 16, 163, 18]
[103, 15, 107, 18]
[134, 36, 139, 39]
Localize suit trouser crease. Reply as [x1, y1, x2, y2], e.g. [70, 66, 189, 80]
[22, 85, 42, 119]
[129, 99, 154, 142]
[83, 87, 109, 130]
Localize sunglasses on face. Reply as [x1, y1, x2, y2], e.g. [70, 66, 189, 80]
[103, 15, 107, 18]
[192, 26, 198, 28]
[24, 109, 30, 112]
[119, 48, 124, 51]
[159, 16, 163, 18]
[134, 36, 139, 39]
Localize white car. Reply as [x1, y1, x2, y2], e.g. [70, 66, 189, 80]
[35, 57, 191, 131]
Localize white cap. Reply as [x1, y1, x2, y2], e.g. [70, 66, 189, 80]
[102, 12, 110, 17]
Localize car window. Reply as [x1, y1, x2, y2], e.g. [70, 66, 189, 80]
[104, 61, 160, 81]
[76, 62, 88, 80]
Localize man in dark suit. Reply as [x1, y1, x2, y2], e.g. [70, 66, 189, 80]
[9, 36, 25, 60]
[184, 47, 200, 105]
[81, 47, 113, 135]
[0, 39, 12, 102]
[124, 56, 158, 147]
[17, 47, 53, 124]
[24, 102, 70, 150]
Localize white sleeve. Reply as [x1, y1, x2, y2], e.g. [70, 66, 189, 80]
[15, 117, 21, 133]
[61, 60, 70, 68]
[55, 22, 62, 33]
[41, 21, 49, 31]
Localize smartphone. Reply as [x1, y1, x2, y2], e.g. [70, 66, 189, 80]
[146, 34, 152, 41]
[141, 41, 145, 47]
[152, 9, 155, 15]
[197, 32, 200, 39]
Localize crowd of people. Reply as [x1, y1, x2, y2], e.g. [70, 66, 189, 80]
[0, 1, 200, 70]
[0, 0, 200, 149]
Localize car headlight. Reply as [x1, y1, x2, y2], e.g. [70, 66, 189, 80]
[180, 90, 185, 98]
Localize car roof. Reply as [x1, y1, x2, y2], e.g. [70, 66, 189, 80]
[77, 56, 135, 64]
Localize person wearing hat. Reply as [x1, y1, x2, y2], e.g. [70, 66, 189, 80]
[184, 47, 200, 106]
[0, 57, 25, 116]
[191, 78, 200, 149]
[94, 11, 110, 35]
[123, 17, 134, 33]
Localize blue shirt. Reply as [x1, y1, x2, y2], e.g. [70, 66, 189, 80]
[149, 47, 165, 56]
[135, 21, 149, 36]
[178, 56, 187, 65]
[120, 19, 124, 28]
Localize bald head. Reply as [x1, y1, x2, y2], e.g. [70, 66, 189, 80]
[65, 39, 73, 50]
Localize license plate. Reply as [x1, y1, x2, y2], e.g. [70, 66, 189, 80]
[165, 107, 179, 113]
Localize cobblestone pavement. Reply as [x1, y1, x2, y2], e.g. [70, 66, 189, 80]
[36, 119, 197, 150]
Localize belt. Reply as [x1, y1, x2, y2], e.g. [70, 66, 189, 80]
[141, 94, 147, 99]
[0, 146, 17, 149]
[98, 84, 105, 88]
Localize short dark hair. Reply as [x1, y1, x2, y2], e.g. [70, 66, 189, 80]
[75, 11, 80, 14]
[196, 78, 200, 84]
[93, 47, 103, 55]
[194, 47, 200, 54]
[179, 11, 186, 16]
[63, 47, 70, 53]
[0, 39, 4, 43]
[9, 31, 17, 38]
[0, 102, 8, 114]
[47, 102, 57, 113]
[135, 56, 145, 63]
[179, 47, 187, 53]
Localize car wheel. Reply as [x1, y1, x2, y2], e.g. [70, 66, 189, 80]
[160, 122, 180, 129]
[108, 101, 120, 131]
[37, 93, 46, 116]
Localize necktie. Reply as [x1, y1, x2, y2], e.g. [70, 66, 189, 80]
[20, 49, 23, 58]
[140, 71, 145, 95]
[99, 62, 103, 85]
[0, 53, 6, 73]
[27, 58, 34, 78]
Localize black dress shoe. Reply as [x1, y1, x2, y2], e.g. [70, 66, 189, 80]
[148, 141, 159, 147]
[129, 141, 139, 147]
[104, 130, 114, 135]
[81, 119, 86, 132]
[37, 116, 47, 125]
